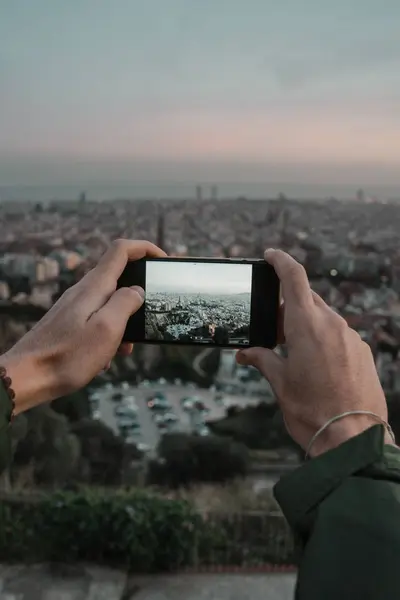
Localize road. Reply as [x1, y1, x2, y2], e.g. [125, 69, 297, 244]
[0, 564, 297, 600]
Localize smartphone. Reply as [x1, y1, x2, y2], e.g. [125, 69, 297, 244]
[118, 257, 279, 349]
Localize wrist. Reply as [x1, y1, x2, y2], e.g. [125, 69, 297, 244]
[1, 349, 57, 415]
[309, 414, 395, 458]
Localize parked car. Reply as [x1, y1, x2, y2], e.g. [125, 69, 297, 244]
[117, 415, 140, 429]
[181, 397, 195, 410]
[114, 405, 137, 418]
[89, 396, 100, 411]
[214, 393, 225, 406]
[148, 393, 170, 410]
[122, 396, 137, 410]
[196, 425, 210, 437]
[136, 442, 151, 453]
[162, 412, 178, 423]
[119, 423, 141, 439]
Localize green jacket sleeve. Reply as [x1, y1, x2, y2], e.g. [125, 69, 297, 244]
[0, 381, 13, 474]
[274, 425, 400, 600]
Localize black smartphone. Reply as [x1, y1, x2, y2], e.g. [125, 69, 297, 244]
[118, 257, 279, 349]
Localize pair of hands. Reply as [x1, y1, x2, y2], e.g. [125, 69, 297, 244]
[3, 241, 390, 457]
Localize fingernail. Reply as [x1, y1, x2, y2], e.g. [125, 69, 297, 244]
[264, 248, 275, 257]
[131, 285, 145, 299]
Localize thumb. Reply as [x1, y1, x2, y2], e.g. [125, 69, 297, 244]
[93, 285, 145, 333]
[108, 285, 145, 316]
[237, 347, 284, 393]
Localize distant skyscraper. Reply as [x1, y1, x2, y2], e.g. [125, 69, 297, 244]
[356, 189, 366, 203]
[195, 185, 203, 202]
[156, 207, 165, 248]
[211, 185, 218, 201]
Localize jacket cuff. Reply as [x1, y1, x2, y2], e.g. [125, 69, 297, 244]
[274, 425, 386, 535]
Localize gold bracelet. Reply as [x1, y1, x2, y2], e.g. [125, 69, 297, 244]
[305, 410, 396, 459]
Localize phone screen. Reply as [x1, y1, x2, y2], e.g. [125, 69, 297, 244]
[118, 258, 279, 349]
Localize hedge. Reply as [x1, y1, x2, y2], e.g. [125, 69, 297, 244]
[0, 490, 295, 571]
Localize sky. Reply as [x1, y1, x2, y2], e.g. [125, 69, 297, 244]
[1, 0, 400, 188]
[146, 261, 252, 294]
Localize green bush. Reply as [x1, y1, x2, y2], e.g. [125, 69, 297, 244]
[0, 490, 294, 570]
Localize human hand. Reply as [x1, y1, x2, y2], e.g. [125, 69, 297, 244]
[237, 249, 392, 457]
[2, 240, 166, 414]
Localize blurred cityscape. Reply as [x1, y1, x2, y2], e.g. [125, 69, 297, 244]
[0, 190, 399, 500]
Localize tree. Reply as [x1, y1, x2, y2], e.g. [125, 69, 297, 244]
[71, 419, 141, 485]
[148, 433, 249, 487]
[12, 405, 81, 486]
[209, 402, 300, 453]
[52, 389, 91, 422]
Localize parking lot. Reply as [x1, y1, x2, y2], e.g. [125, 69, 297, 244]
[88, 364, 270, 456]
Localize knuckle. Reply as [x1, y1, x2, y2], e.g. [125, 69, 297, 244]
[116, 287, 136, 303]
[59, 283, 78, 302]
[295, 262, 308, 280]
[94, 313, 113, 338]
[361, 339, 373, 356]
[288, 261, 307, 284]
[111, 238, 127, 253]
[334, 313, 349, 330]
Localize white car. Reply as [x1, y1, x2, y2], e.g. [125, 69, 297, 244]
[197, 425, 210, 436]
[136, 442, 151, 452]
[122, 396, 137, 410]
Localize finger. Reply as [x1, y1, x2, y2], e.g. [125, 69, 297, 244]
[265, 249, 314, 312]
[236, 347, 285, 396]
[95, 239, 166, 280]
[118, 342, 134, 356]
[89, 286, 145, 347]
[78, 240, 165, 313]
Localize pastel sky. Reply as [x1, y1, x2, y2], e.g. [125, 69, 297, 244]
[1, 0, 400, 185]
[147, 261, 252, 294]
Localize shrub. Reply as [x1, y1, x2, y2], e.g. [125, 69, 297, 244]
[0, 489, 294, 569]
[148, 433, 249, 487]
